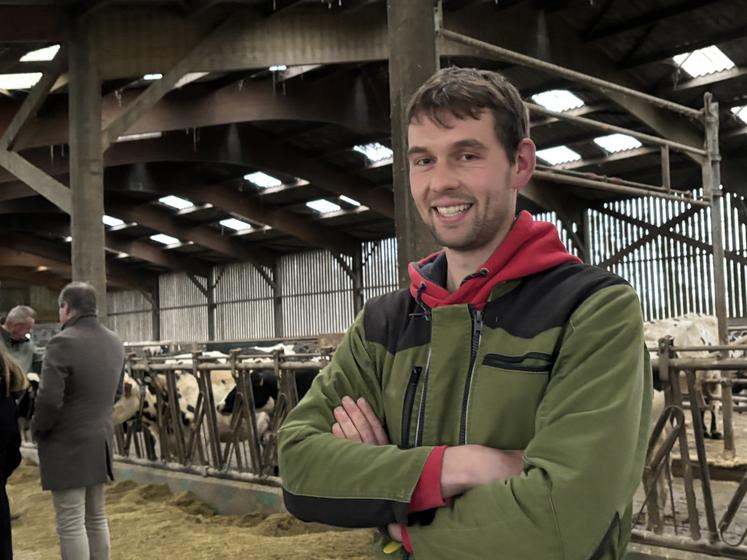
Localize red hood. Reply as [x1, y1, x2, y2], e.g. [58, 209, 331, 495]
[408, 211, 581, 309]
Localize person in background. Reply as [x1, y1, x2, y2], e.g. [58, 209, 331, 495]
[0, 306, 36, 374]
[31, 282, 124, 560]
[0, 343, 28, 560]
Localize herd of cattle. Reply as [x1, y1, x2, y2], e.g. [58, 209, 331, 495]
[14, 314, 746, 475]
[17, 343, 325, 470]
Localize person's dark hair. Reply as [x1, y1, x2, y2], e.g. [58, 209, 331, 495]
[406, 66, 528, 161]
[58, 282, 97, 316]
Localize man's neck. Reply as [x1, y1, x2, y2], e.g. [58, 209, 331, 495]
[444, 227, 510, 292]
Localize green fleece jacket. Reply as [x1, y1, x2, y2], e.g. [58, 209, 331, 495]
[279, 222, 651, 560]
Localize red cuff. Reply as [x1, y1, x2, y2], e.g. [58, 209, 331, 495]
[409, 445, 448, 513]
[401, 525, 413, 554]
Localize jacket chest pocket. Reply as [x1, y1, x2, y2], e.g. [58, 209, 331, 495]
[467, 352, 552, 449]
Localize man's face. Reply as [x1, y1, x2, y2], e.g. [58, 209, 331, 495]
[59, 303, 72, 324]
[407, 111, 534, 253]
[4, 317, 34, 341]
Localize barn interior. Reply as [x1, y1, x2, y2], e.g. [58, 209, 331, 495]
[1, 1, 747, 558]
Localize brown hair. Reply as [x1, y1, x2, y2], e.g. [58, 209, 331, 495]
[0, 344, 25, 396]
[406, 66, 528, 161]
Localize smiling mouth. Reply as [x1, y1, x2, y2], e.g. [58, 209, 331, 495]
[434, 204, 471, 217]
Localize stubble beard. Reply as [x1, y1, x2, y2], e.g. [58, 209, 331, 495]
[427, 206, 508, 253]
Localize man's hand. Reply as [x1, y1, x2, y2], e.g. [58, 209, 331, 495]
[440, 445, 524, 498]
[331, 397, 399, 541]
[332, 396, 389, 445]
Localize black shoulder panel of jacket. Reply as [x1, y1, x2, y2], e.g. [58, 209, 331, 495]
[483, 262, 629, 338]
[283, 488, 410, 527]
[363, 289, 431, 354]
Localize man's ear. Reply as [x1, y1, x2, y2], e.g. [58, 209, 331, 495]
[512, 138, 536, 192]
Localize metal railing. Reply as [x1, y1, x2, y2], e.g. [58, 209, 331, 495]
[112, 348, 331, 482]
[633, 336, 747, 557]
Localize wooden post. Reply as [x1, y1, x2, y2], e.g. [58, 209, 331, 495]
[387, 0, 441, 287]
[68, 15, 107, 320]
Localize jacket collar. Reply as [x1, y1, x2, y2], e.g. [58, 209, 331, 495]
[61, 312, 98, 331]
[408, 211, 581, 310]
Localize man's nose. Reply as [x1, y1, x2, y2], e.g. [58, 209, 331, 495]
[429, 161, 459, 193]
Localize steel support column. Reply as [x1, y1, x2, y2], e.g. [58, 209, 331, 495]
[68, 15, 107, 319]
[702, 93, 734, 459]
[387, 0, 440, 287]
[271, 265, 283, 339]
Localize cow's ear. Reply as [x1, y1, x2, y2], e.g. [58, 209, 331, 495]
[124, 382, 133, 398]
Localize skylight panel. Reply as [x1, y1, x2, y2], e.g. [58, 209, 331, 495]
[143, 73, 163, 81]
[174, 72, 208, 89]
[219, 218, 252, 232]
[339, 195, 361, 207]
[116, 132, 162, 143]
[593, 133, 643, 153]
[158, 195, 194, 210]
[102, 215, 124, 227]
[244, 171, 282, 189]
[731, 106, 747, 124]
[150, 233, 181, 245]
[306, 199, 341, 214]
[531, 90, 585, 112]
[673, 46, 735, 78]
[0, 73, 42, 90]
[536, 146, 582, 166]
[20, 44, 60, 62]
[353, 142, 393, 163]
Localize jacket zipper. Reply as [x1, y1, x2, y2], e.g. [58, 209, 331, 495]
[414, 349, 432, 446]
[400, 366, 422, 448]
[459, 306, 483, 445]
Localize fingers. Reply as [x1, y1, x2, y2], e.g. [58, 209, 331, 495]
[333, 404, 362, 442]
[331, 396, 388, 445]
[387, 523, 403, 542]
[357, 397, 389, 445]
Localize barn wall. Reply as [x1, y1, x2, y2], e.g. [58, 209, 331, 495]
[158, 272, 208, 342]
[108, 289, 153, 342]
[587, 191, 747, 321]
[279, 249, 355, 337]
[214, 262, 275, 340]
[111, 193, 746, 344]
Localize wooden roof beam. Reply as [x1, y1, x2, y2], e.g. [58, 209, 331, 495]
[176, 181, 360, 256]
[0, 234, 148, 289]
[582, 0, 724, 41]
[0, 45, 66, 151]
[0, 266, 68, 291]
[107, 199, 275, 267]
[102, 14, 237, 151]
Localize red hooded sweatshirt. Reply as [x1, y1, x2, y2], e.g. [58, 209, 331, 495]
[408, 210, 581, 310]
[399, 211, 581, 553]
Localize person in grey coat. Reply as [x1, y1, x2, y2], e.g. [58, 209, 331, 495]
[30, 282, 124, 560]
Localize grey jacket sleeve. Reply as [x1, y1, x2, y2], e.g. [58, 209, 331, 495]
[30, 337, 69, 435]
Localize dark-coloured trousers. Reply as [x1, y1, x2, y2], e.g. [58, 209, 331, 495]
[0, 395, 21, 560]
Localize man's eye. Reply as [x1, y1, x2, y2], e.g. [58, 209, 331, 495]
[461, 153, 479, 161]
[414, 157, 432, 166]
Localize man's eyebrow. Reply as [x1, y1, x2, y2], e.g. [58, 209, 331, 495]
[407, 146, 429, 157]
[451, 138, 488, 151]
[407, 138, 488, 157]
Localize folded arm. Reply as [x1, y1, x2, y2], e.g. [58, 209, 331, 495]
[277, 312, 434, 527]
